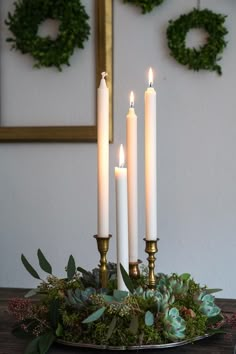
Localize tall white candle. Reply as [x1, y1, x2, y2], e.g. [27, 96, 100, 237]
[115, 145, 129, 291]
[145, 68, 157, 240]
[126, 91, 138, 262]
[97, 72, 109, 238]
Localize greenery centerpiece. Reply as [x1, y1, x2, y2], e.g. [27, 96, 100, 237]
[9, 250, 225, 353]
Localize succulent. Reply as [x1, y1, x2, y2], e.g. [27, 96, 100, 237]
[198, 293, 221, 318]
[163, 307, 186, 341]
[78, 263, 117, 289]
[156, 273, 189, 296]
[66, 287, 96, 309]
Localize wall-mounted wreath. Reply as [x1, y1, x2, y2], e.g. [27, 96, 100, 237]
[123, 0, 165, 14]
[5, 0, 91, 71]
[166, 8, 228, 75]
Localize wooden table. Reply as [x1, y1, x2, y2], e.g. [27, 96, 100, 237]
[1, 288, 236, 354]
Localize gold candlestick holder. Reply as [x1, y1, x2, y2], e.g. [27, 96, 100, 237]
[94, 234, 112, 288]
[144, 238, 159, 289]
[129, 259, 142, 279]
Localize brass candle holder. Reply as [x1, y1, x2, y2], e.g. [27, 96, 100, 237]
[94, 234, 112, 288]
[144, 238, 159, 289]
[129, 259, 142, 279]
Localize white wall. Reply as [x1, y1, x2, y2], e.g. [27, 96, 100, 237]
[0, 0, 235, 298]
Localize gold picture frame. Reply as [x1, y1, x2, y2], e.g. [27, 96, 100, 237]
[0, 0, 113, 142]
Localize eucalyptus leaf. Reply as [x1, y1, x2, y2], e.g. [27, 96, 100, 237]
[56, 323, 64, 337]
[106, 317, 117, 339]
[82, 306, 106, 324]
[120, 263, 134, 294]
[37, 249, 52, 275]
[67, 255, 76, 280]
[38, 332, 55, 354]
[102, 295, 114, 303]
[205, 288, 222, 294]
[113, 289, 128, 302]
[77, 266, 90, 276]
[24, 336, 40, 354]
[24, 288, 39, 298]
[49, 298, 60, 329]
[145, 310, 154, 326]
[21, 254, 40, 280]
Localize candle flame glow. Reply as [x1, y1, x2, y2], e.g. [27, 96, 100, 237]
[149, 68, 153, 87]
[130, 91, 134, 108]
[119, 144, 125, 168]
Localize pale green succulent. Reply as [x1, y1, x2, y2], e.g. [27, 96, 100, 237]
[198, 293, 221, 318]
[163, 307, 186, 341]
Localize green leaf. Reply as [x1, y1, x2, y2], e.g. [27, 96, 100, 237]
[180, 273, 191, 281]
[37, 249, 52, 275]
[24, 288, 39, 298]
[67, 255, 76, 280]
[38, 332, 55, 354]
[205, 288, 222, 294]
[145, 310, 154, 326]
[77, 266, 90, 276]
[82, 306, 106, 324]
[56, 323, 64, 337]
[113, 289, 128, 302]
[129, 315, 139, 335]
[49, 298, 60, 329]
[21, 254, 40, 280]
[102, 295, 114, 303]
[24, 336, 40, 354]
[106, 316, 117, 339]
[120, 263, 134, 294]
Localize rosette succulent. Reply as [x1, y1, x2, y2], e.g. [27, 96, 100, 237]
[163, 307, 186, 341]
[198, 293, 221, 318]
[156, 273, 190, 296]
[66, 287, 96, 309]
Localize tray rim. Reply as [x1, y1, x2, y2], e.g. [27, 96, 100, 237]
[56, 332, 213, 350]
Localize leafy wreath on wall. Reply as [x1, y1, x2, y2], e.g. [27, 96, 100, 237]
[123, 0, 165, 14]
[5, 0, 91, 71]
[166, 9, 228, 75]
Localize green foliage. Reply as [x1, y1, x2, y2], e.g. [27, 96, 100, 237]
[123, 0, 165, 14]
[120, 263, 134, 293]
[82, 306, 106, 324]
[11, 251, 225, 349]
[24, 332, 55, 354]
[166, 8, 228, 75]
[37, 249, 52, 275]
[21, 254, 41, 280]
[5, 0, 91, 71]
[67, 255, 76, 280]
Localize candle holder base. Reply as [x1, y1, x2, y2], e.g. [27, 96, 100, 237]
[129, 259, 142, 279]
[144, 238, 159, 289]
[94, 235, 112, 288]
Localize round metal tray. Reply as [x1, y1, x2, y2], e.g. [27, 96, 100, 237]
[57, 332, 213, 350]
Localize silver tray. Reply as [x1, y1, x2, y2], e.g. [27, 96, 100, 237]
[57, 332, 213, 350]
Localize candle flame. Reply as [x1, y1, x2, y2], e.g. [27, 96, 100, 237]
[149, 68, 153, 87]
[119, 144, 125, 168]
[130, 91, 134, 108]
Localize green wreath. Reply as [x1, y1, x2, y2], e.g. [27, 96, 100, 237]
[123, 0, 165, 14]
[166, 9, 228, 75]
[5, 0, 91, 71]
